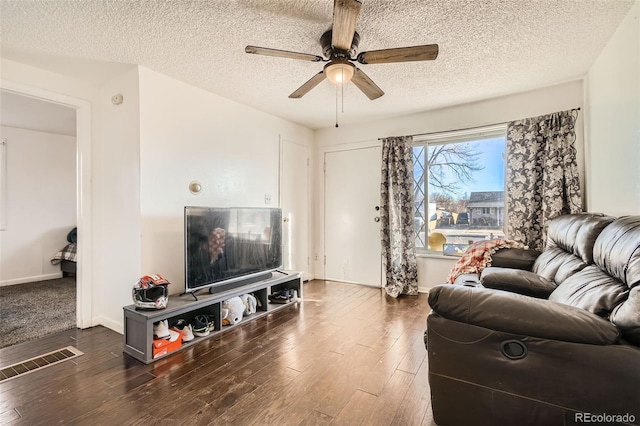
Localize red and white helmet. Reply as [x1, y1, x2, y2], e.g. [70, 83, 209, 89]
[132, 274, 170, 309]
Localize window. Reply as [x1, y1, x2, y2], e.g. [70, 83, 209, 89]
[413, 125, 507, 255]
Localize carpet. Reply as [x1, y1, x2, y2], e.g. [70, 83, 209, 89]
[0, 277, 76, 349]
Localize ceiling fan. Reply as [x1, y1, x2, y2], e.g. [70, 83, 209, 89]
[245, 0, 439, 100]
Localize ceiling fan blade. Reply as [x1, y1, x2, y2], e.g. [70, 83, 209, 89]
[245, 46, 323, 62]
[289, 71, 327, 98]
[351, 68, 384, 100]
[357, 44, 439, 64]
[331, 0, 362, 51]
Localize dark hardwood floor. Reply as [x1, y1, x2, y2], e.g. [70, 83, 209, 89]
[0, 280, 436, 425]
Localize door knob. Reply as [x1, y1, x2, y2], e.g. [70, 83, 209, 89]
[374, 217, 380, 222]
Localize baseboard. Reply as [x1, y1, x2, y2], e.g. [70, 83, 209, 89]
[0, 272, 63, 287]
[318, 278, 382, 288]
[418, 285, 431, 294]
[93, 315, 124, 335]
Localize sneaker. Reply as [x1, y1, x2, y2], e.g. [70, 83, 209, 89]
[167, 329, 180, 342]
[269, 289, 291, 304]
[182, 324, 195, 342]
[153, 320, 170, 339]
[205, 315, 217, 330]
[171, 319, 195, 342]
[193, 315, 211, 337]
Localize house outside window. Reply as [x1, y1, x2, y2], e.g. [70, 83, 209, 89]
[413, 124, 507, 255]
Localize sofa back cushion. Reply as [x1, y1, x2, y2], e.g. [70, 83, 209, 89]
[611, 287, 640, 345]
[548, 265, 628, 317]
[533, 248, 588, 283]
[532, 214, 615, 284]
[593, 216, 640, 286]
[594, 216, 640, 345]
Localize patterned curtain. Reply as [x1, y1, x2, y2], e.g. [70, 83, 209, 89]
[380, 136, 418, 297]
[506, 110, 583, 251]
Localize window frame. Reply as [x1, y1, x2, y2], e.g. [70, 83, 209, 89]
[413, 124, 508, 255]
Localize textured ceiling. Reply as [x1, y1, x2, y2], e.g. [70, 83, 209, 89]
[0, 0, 635, 130]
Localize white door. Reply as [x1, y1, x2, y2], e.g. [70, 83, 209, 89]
[324, 146, 382, 286]
[280, 139, 309, 280]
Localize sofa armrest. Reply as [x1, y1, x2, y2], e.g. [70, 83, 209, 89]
[490, 248, 541, 270]
[480, 267, 557, 298]
[428, 285, 619, 345]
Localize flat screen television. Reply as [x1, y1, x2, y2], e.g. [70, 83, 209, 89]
[184, 206, 283, 294]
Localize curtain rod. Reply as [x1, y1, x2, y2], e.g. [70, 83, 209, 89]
[378, 108, 581, 140]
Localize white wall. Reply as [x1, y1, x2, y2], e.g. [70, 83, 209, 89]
[314, 80, 585, 291]
[585, 1, 640, 215]
[138, 67, 314, 294]
[90, 67, 142, 332]
[0, 126, 76, 285]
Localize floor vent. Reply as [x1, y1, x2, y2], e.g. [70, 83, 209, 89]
[0, 346, 83, 382]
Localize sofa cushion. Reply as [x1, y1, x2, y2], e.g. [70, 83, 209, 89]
[548, 265, 629, 317]
[593, 215, 640, 287]
[544, 213, 615, 264]
[490, 248, 540, 270]
[481, 267, 556, 298]
[574, 214, 617, 263]
[611, 287, 640, 345]
[592, 216, 640, 344]
[532, 247, 587, 284]
[531, 214, 615, 285]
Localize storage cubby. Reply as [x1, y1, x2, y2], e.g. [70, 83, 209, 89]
[253, 287, 269, 312]
[123, 271, 302, 363]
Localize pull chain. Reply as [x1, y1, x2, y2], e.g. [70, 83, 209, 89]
[342, 77, 345, 113]
[341, 68, 345, 113]
[335, 68, 347, 128]
[335, 84, 339, 128]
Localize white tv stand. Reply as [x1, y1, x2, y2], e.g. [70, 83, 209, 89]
[123, 271, 302, 364]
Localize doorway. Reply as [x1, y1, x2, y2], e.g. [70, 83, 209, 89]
[324, 146, 382, 286]
[0, 81, 92, 330]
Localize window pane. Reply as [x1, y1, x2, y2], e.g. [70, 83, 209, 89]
[413, 146, 427, 248]
[414, 135, 506, 254]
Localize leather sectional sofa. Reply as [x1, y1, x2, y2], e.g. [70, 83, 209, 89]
[425, 213, 640, 425]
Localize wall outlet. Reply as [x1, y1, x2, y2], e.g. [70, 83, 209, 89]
[264, 194, 271, 204]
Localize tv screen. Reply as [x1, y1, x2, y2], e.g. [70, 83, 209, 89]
[184, 206, 283, 293]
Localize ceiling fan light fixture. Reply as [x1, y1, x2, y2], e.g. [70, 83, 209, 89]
[245, 1, 437, 100]
[324, 60, 355, 85]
